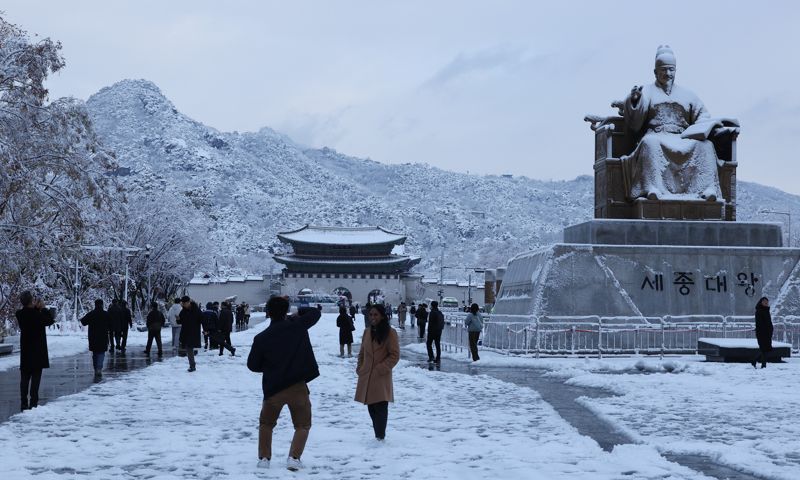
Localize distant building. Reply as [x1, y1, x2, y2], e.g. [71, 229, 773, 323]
[274, 225, 422, 305]
[185, 274, 273, 306]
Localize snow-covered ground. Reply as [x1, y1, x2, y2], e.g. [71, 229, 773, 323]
[0, 327, 158, 372]
[0, 313, 714, 479]
[408, 341, 800, 479]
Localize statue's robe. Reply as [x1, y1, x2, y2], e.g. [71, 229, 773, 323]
[622, 83, 722, 200]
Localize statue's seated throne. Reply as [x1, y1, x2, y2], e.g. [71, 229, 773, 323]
[585, 115, 738, 221]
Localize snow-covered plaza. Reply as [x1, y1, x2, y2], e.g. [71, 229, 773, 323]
[0, 313, 797, 479]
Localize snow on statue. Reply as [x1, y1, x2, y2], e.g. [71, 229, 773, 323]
[620, 45, 738, 201]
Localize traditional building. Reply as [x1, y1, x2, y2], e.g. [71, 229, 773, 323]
[274, 225, 422, 305]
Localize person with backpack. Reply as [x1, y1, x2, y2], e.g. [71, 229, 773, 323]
[426, 301, 445, 364]
[144, 301, 165, 356]
[464, 303, 484, 362]
[336, 306, 355, 357]
[247, 296, 321, 471]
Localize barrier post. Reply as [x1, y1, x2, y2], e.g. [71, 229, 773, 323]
[535, 320, 541, 358]
[597, 317, 603, 359]
[571, 326, 576, 355]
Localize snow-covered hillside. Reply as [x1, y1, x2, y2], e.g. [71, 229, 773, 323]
[85, 79, 800, 276]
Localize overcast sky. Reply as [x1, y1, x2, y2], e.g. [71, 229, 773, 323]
[5, 1, 800, 195]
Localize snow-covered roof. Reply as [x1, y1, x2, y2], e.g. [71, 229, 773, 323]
[274, 255, 417, 266]
[278, 225, 406, 246]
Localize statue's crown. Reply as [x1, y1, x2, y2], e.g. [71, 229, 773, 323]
[655, 45, 676, 67]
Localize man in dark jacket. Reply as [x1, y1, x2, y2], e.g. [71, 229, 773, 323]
[144, 301, 165, 356]
[426, 301, 445, 364]
[247, 296, 321, 472]
[201, 302, 218, 350]
[107, 299, 124, 353]
[80, 299, 111, 378]
[120, 300, 133, 353]
[216, 302, 236, 356]
[17, 291, 55, 410]
[415, 303, 428, 339]
[177, 296, 203, 372]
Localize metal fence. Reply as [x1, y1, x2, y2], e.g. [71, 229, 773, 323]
[441, 312, 800, 357]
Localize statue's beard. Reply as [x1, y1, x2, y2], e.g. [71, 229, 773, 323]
[658, 78, 674, 94]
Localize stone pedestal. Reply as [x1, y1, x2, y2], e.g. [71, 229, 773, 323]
[493, 220, 800, 320]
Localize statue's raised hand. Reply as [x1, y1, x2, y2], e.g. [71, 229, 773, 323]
[630, 85, 643, 105]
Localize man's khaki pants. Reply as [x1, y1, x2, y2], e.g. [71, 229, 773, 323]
[258, 382, 312, 460]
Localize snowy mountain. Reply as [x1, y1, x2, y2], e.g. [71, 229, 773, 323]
[85, 79, 800, 277]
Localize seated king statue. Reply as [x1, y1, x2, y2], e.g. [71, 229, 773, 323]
[621, 45, 735, 202]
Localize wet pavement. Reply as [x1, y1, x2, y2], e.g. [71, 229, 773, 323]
[0, 318, 265, 424]
[0, 347, 177, 423]
[395, 325, 767, 480]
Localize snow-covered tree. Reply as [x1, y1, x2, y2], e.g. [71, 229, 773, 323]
[0, 16, 116, 327]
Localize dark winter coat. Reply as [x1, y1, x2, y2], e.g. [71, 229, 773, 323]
[108, 304, 125, 333]
[415, 307, 428, 326]
[177, 303, 203, 348]
[247, 307, 321, 399]
[146, 310, 165, 330]
[17, 307, 55, 371]
[218, 307, 234, 333]
[755, 304, 773, 352]
[349, 305, 357, 317]
[123, 306, 133, 329]
[337, 313, 354, 345]
[427, 308, 445, 335]
[80, 307, 111, 353]
[201, 309, 218, 332]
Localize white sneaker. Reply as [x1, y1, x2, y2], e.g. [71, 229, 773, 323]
[286, 456, 302, 471]
[257, 459, 270, 469]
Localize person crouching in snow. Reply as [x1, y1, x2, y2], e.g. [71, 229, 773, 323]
[247, 296, 321, 471]
[355, 304, 400, 440]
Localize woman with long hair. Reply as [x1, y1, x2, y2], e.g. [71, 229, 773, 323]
[751, 297, 773, 369]
[354, 304, 400, 440]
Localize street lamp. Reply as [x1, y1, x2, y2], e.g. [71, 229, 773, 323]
[759, 210, 792, 246]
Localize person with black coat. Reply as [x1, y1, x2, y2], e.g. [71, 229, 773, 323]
[120, 300, 133, 352]
[426, 301, 445, 364]
[17, 291, 55, 410]
[751, 297, 774, 369]
[80, 299, 111, 378]
[107, 299, 124, 352]
[201, 302, 218, 350]
[215, 302, 236, 356]
[336, 306, 355, 357]
[247, 296, 321, 472]
[415, 303, 428, 339]
[177, 296, 203, 372]
[144, 302, 165, 356]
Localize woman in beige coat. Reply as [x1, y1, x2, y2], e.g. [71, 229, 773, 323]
[355, 304, 400, 440]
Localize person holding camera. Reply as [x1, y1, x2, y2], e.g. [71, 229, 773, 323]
[17, 291, 55, 410]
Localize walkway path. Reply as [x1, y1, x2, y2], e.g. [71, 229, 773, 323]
[395, 325, 767, 480]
